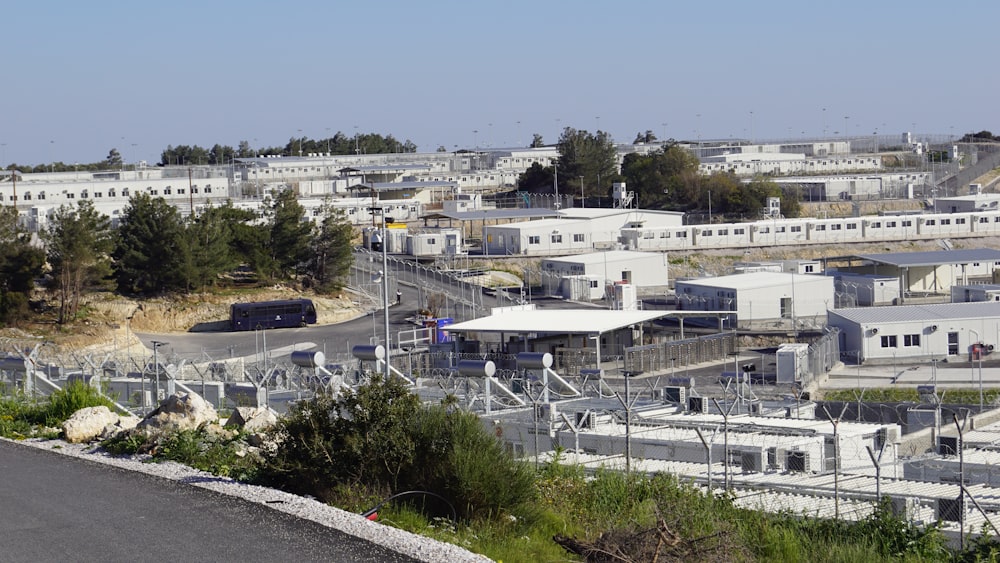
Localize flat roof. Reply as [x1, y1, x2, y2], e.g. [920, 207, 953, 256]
[421, 209, 558, 221]
[854, 248, 1000, 268]
[830, 301, 1000, 324]
[676, 271, 826, 291]
[445, 308, 670, 335]
[557, 208, 684, 219]
[543, 250, 662, 265]
[348, 180, 458, 191]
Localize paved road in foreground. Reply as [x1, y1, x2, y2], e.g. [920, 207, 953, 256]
[0, 441, 418, 563]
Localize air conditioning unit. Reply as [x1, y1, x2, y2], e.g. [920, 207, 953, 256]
[688, 396, 706, 413]
[786, 450, 809, 473]
[661, 386, 686, 404]
[936, 496, 965, 523]
[889, 496, 919, 519]
[938, 435, 959, 456]
[741, 451, 763, 473]
[574, 410, 596, 430]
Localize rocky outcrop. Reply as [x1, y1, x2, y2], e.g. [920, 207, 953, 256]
[62, 406, 121, 443]
[224, 406, 278, 433]
[99, 415, 141, 441]
[139, 392, 218, 433]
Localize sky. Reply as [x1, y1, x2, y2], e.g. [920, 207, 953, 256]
[3, 1, 997, 167]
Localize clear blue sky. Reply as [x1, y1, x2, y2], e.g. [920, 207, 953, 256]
[4, 0, 997, 167]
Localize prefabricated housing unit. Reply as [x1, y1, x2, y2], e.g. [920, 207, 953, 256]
[542, 250, 669, 300]
[827, 301, 1000, 363]
[674, 272, 835, 330]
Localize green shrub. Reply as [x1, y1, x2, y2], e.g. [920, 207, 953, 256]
[258, 376, 536, 523]
[43, 380, 117, 425]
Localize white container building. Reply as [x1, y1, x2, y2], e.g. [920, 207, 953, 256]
[675, 272, 835, 331]
[827, 301, 1000, 363]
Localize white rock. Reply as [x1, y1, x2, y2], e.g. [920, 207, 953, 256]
[139, 392, 218, 433]
[225, 406, 278, 433]
[99, 415, 142, 441]
[63, 406, 120, 443]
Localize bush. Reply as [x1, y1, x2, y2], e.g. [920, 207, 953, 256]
[43, 380, 117, 425]
[257, 376, 536, 522]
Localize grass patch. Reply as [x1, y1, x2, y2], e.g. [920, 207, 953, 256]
[824, 387, 1000, 405]
[0, 380, 116, 439]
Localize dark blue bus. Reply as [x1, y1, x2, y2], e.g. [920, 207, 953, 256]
[230, 299, 317, 331]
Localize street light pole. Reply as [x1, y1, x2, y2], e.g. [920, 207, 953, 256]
[150, 340, 168, 410]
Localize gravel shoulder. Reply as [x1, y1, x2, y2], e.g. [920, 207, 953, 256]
[6, 437, 492, 563]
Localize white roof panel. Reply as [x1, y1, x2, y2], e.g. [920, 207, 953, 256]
[445, 308, 670, 334]
[830, 301, 1000, 324]
[677, 271, 826, 291]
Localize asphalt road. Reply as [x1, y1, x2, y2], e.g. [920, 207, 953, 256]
[0, 441, 418, 563]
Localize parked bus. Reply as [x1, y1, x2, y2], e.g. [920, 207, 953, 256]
[230, 299, 317, 331]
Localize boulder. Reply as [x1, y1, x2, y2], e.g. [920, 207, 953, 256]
[225, 406, 278, 433]
[99, 415, 141, 441]
[63, 406, 120, 443]
[139, 392, 218, 433]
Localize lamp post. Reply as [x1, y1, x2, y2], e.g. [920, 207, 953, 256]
[369, 202, 392, 380]
[150, 340, 169, 410]
[970, 329, 983, 410]
[579, 175, 584, 208]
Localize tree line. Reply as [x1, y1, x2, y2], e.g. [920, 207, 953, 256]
[0, 190, 354, 326]
[517, 127, 801, 219]
[2, 131, 418, 173]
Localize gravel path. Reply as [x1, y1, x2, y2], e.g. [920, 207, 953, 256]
[9, 438, 492, 563]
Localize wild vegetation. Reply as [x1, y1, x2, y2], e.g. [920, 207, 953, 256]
[4, 378, 1000, 561]
[824, 387, 1000, 405]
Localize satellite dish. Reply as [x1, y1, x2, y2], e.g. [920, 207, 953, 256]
[937, 239, 954, 251]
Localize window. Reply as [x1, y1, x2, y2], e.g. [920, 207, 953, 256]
[871, 222, 881, 228]
[178, 189, 185, 194]
[676, 231, 687, 238]
[551, 234, 563, 243]
[734, 228, 745, 235]
[957, 218, 966, 224]
[816, 225, 826, 231]
[94, 192, 102, 198]
[702, 230, 713, 236]
[926, 219, 936, 226]
[164, 188, 172, 195]
[122, 188, 129, 196]
[776, 226, 786, 233]
[804, 265, 814, 273]
[528, 236, 540, 244]
[831, 224, 842, 230]
[643, 232, 654, 239]
[880, 335, 898, 348]
[191, 187, 199, 194]
[904, 334, 920, 346]
[902, 220, 913, 227]
[38, 192, 45, 200]
[23, 193, 30, 201]
[573, 233, 585, 242]
[150, 190, 158, 195]
[791, 226, 802, 233]
[67, 193, 75, 199]
[717, 229, 728, 235]
[941, 219, 951, 225]
[204, 187, 212, 193]
[660, 231, 670, 238]
[845, 223, 856, 230]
